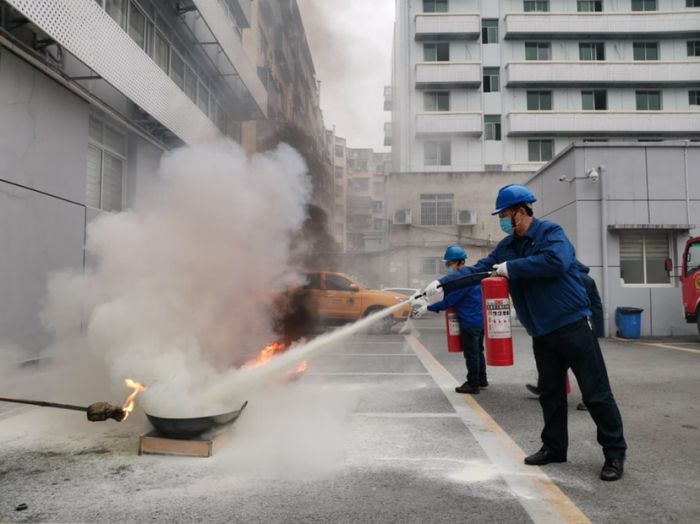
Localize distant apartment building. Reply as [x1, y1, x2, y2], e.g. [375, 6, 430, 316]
[331, 133, 348, 251]
[387, 0, 700, 288]
[0, 0, 332, 354]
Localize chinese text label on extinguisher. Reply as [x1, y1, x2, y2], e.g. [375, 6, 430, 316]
[482, 277, 514, 366]
[485, 298, 512, 339]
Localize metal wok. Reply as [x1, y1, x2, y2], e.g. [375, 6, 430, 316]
[145, 401, 248, 439]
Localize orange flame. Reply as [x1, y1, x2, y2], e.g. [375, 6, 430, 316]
[244, 342, 308, 375]
[121, 378, 146, 420]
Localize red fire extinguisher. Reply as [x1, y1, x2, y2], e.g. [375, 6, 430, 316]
[445, 308, 462, 353]
[482, 277, 514, 366]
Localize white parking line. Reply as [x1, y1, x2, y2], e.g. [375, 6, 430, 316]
[305, 372, 430, 376]
[612, 337, 700, 355]
[354, 412, 460, 418]
[318, 353, 417, 357]
[406, 334, 590, 524]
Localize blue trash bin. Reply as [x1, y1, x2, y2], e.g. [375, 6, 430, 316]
[615, 307, 644, 339]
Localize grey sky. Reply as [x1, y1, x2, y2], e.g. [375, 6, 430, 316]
[297, 0, 394, 151]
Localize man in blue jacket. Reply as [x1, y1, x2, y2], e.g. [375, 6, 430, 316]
[414, 245, 487, 394]
[422, 184, 627, 481]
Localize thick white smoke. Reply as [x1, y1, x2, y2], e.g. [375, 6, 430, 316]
[40, 140, 311, 416]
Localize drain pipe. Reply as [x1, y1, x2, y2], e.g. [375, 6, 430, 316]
[600, 165, 610, 337]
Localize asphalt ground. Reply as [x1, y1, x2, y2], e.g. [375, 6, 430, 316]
[0, 316, 698, 523]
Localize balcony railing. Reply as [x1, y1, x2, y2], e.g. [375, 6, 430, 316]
[384, 121, 393, 146]
[503, 11, 700, 39]
[506, 111, 700, 136]
[416, 62, 481, 89]
[416, 112, 482, 135]
[384, 85, 393, 111]
[415, 13, 481, 41]
[505, 61, 700, 87]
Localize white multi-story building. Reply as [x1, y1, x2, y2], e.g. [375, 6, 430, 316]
[391, 0, 700, 173]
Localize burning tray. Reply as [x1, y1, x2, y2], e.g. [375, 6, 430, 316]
[144, 401, 248, 440]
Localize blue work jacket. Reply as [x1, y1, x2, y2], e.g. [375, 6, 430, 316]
[427, 285, 484, 329]
[440, 219, 591, 338]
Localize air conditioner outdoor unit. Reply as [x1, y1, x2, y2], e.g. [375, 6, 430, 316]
[457, 209, 477, 226]
[393, 209, 412, 225]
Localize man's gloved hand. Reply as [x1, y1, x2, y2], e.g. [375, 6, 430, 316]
[410, 295, 428, 308]
[411, 304, 429, 319]
[423, 279, 443, 300]
[492, 262, 509, 279]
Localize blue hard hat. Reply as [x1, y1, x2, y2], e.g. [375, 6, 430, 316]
[442, 245, 468, 262]
[492, 184, 537, 215]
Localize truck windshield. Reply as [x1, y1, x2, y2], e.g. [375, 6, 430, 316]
[686, 242, 700, 276]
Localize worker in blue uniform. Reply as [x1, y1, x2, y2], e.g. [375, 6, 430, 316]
[414, 245, 487, 394]
[421, 184, 627, 481]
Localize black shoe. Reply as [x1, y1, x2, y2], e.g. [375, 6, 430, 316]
[524, 448, 567, 466]
[526, 383, 541, 397]
[455, 382, 480, 394]
[480, 378, 489, 389]
[600, 458, 624, 481]
[576, 402, 588, 411]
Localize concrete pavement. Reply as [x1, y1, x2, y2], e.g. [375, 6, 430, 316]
[0, 317, 698, 522]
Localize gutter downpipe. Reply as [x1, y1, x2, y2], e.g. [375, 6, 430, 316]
[601, 165, 610, 337]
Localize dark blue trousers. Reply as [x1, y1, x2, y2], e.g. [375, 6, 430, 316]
[460, 327, 486, 386]
[533, 318, 627, 459]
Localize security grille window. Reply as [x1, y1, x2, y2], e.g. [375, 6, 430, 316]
[154, 30, 169, 72]
[636, 90, 662, 110]
[127, 2, 146, 49]
[582, 90, 608, 110]
[690, 90, 700, 105]
[633, 42, 659, 61]
[688, 41, 700, 57]
[619, 231, 671, 285]
[483, 68, 500, 93]
[422, 258, 442, 275]
[424, 43, 450, 61]
[528, 139, 554, 162]
[424, 92, 450, 111]
[424, 0, 448, 12]
[86, 116, 126, 212]
[482, 20, 499, 44]
[424, 141, 451, 166]
[579, 42, 605, 60]
[632, 0, 657, 10]
[525, 42, 551, 61]
[484, 115, 502, 141]
[524, 0, 549, 11]
[421, 194, 454, 226]
[578, 0, 603, 11]
[527, 90, 553, 110]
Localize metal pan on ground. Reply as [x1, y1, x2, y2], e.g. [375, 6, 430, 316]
[145, 401, 248, 439]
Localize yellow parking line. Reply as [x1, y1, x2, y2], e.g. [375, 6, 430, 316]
[406, 335, 590, 524]
[612, 337, 700, 355]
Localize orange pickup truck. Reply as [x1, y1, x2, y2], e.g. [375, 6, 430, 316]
[302, 271, 412, 333]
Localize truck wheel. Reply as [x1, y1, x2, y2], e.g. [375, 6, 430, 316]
[365, 307, 393, 334]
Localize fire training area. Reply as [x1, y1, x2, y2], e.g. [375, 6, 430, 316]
[1, 315, 698, 523]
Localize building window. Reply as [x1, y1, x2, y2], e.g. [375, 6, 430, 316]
[482, 19, 499, 44]
[525, 42, 551, 60]
[424, 42, 450, 62]
[348, 178, 370, 191]
[421, 194, 454, 226]
[582, 90, 608, 110]
[86, 115, 126, 212]
[484, 115, 502, 141]
[524, 0, 549, 11]
[578, 0, 603, 10]
[483, 67, 500, 93]
[579, 42, 605, 61]
[422, 257, 442, 275]
[127, 1, 146, 49]
[373, 181, 386, 195]
[184, 65, 197, 101]
[197, 81, 209, 114]
[636, 90, 662, 110]
[527, 90, 552, 110]
[372, 201, 384, 213]
[423, 0, 448, 12]
[632, 0, 657, 10]
[528, 139, 554, 162]
[688, 0, 700, 6]
[170, 51, 185, 90]
[154, 30, 169, 73]
[619, 231, 671, 285]
[335, 145, 345, 157]
[688, 41, 700, 57]
[690, 90, 700, 105]
[633, 42, 659, 61]
[105, 0, 127, 27]
[424, 141, 451, 166]
[424, 91, 450, 111]
[374, 219, 384, 231]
